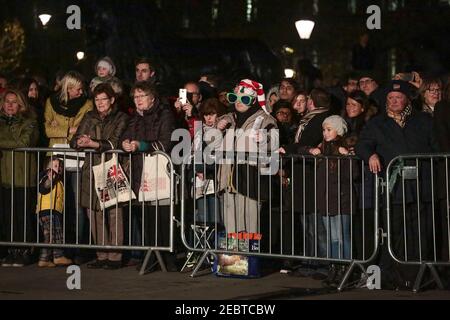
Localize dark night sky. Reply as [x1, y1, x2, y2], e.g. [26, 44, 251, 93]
[1, 0, 450, 91]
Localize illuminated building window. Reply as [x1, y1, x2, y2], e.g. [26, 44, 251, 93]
[246, 0, 257, 22]
[348, 0, 357, 14]
[389, 48, 397, 78]
[212, 0, 219, 25]
[313, 0, 319, 15]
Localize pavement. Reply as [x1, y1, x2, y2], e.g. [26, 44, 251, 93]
[1, 262, 450, 300]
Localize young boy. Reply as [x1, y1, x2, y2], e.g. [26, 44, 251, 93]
[36, 158, 72, 267]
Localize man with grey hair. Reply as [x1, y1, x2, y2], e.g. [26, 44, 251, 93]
[356, 80, 437, 289]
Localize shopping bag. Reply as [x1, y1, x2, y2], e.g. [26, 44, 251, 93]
[194, 177, 215, 200]
[92, 153, 136, 210]
[139, 154, 171, 202]
[52, 144, 85, 170]
[213, 231, 262, 278]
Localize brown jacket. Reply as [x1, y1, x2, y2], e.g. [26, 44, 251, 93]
[70, 106, 129, 210]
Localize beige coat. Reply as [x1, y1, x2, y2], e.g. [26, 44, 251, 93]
[44, 97, 93, 147]
[217, 109, 278, 193]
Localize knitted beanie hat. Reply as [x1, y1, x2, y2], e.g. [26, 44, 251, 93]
[236, 79, 268, 115]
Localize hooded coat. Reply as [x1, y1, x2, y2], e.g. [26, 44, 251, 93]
[0, 111, 39, 188]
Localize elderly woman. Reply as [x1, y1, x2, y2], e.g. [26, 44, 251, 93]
[45, 71, 93, 262]
[70, 83, 129, 269]
[0, 89, 39, 267]
[434, 79, 450, 262]
[120, 81, 176, 271]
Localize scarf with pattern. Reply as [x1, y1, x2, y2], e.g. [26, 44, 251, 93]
[294, 107, 329, 143]
[386, 104, 412, 128]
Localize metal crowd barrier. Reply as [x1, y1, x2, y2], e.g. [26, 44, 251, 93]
[0, 148, 175, 275]
[386, 154, 450, 291]
[180, 153, 380, 291]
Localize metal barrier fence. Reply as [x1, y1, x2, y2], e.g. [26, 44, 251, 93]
[180, 153, 380, 290]
[0, 148, 175, 274]
[386, 154, 450, 291]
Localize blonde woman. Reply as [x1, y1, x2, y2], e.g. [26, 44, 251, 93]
[44, 71, 93, 147]
[44, 71, 93, 263]
[0, 89, 39, 267]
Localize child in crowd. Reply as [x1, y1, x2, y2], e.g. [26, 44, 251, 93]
[194, 98, 226, 227]
[36, 158, 72, 267]
[89, 56, 122, 94]
[302, 115, 356, 286]
[303, 115, 354, 260]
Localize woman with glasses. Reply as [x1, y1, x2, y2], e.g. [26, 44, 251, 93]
[70, 83, 129, 269]
[216, 79, 278, 246]
[433, 78, 450, 262]
[417, 78, 442, 115]
[120, 81, 177, 272]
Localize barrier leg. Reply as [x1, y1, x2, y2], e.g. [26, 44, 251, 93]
[155, 250, 167, 273]
[413, 263, 444, 292]
[337, 261, 356, 292]
[181, 251, 196, 272]
[190, 250, 212, 278]
[337, 261, 367, 292]
[428, 264, 444, 290]
[139, 249, 168, 275]
[139, 249, 153, 275]
[413, 263, 427, 293]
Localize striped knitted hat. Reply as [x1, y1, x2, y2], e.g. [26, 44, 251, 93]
[237, 79, 268, 115]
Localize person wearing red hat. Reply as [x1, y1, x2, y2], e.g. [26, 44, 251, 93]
[216, 79, 278, 237]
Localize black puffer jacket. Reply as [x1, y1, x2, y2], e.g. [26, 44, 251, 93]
[120, 100, 176, 194]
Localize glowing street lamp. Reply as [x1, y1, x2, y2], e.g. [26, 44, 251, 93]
[38, 14, 52, 27]
[284, 69, 295, 78]
[295, 20, 315, 40]
[76, 51, 85, 61]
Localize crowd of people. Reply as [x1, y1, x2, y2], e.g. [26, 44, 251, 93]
[0, 55, 449, 290]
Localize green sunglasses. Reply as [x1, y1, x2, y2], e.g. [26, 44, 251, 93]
[226, 93, 255, 106]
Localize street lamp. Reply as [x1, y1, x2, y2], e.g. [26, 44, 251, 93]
[295, 20, 315, 40]
[284, 69, 295, 78]
[76, 51, 85, 61]
[38, 14, 52, 27]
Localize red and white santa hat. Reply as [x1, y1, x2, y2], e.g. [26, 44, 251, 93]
[236, 79, 268, 115]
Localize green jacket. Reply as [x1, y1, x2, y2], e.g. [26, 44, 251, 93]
[0, 112, 39, 188]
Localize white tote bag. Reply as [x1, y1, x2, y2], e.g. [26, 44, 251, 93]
[139, 154, 171, 202]
[92, 153, 136, 210]
[194, 177, 215, 200]
[52, 144, 85, 170]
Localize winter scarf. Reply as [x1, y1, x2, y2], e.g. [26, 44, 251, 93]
[386, 104, 412, 128]
[50, 93, 88, 118]
[294, 107, 329, 143]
